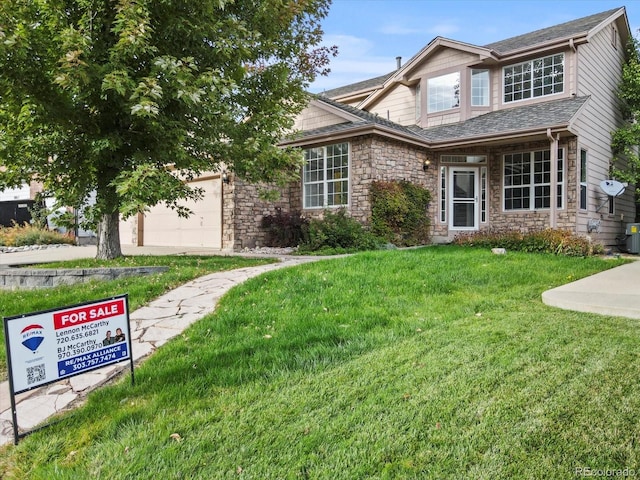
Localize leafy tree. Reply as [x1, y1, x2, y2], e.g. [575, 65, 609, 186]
[0, 0, 335, 258]
[612, 37, 640, 200]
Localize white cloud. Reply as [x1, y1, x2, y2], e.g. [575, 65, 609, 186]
[311, 34, 398, 93]
[379, 23, 423, 35]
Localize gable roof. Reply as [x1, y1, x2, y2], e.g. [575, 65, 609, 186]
[281, 96, 428, 148]
[485, 8, 622, 54]
[283, 95, 589, 149]
[322, 7, 626, 103]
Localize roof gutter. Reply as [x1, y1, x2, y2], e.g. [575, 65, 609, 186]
[427, 125, 570, 149]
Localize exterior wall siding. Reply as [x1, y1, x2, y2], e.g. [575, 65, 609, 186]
[369, 84, 416, 126]
[574, 21, 634, 246]
[293, 106, 349, 131]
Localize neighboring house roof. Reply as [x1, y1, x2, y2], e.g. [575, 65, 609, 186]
[319, 71, 395, 100]
[484, 8, 621, 54]
[284, 96, 589, 149]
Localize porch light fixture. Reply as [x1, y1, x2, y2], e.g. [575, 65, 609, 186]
[222, 171, 230, 184]
[423, 158, 431, 171]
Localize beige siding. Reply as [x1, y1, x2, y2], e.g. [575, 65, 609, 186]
[574, 22, 634, 245]
[293, 106, 348, 131]
[368, 84, 415, 126]
[409, 49, 479, 79]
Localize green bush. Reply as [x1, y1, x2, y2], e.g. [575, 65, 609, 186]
[298, 208, 381, 254]
[453, 228, 603, 257]
[0, 224, 74, 247]
[261, 209, 309, 247]
[370, 180, 431, 246]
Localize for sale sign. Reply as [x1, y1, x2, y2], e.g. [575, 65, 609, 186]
[4, 295, 132, 394]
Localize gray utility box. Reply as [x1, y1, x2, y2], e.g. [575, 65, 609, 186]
[625, 223, 640, 254]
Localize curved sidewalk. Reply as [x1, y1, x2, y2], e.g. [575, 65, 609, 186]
[0, 254, 320, 446]
[542, 258, 640, 319]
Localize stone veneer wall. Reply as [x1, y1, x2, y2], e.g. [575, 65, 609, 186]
[293, 135, 436, 234]
[485, 138, 578, 233]
[223, 177, 293, 250]
[225, 136, 582, 250]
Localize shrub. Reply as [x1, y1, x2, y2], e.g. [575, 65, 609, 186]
[298, 208, 381, 254]
[453, 228, 603, 257]
[0, 224, 74, 247]
[260, 209, 309, 247]
[370, 180, 431, 246]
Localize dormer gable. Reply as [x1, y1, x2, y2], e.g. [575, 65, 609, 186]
[359, 7, 628, 113]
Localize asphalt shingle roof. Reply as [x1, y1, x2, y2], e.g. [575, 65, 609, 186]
[484, 8, 621, 54]
[292, 96, 589, 146]
[319, 71, 395, 99]
[411, 96, 589, 143]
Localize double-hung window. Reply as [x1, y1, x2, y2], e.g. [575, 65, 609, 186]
[303, 143, 349, 209]
[503, 148, 564, 211]
[471, 69, 490, 107]
[503, 53, 564, 103]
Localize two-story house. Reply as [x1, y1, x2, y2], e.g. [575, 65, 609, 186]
[122, 7, 636, 250]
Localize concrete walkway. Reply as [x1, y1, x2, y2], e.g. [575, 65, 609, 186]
[0, 247, 321, 445]
[542, 256, 640, 319]
[0, 245, 638, 445]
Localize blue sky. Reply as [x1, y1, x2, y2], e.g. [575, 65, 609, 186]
[309, 0, 640, 93]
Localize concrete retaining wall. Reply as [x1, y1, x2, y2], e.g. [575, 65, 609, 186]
[0, 266, 168, 289]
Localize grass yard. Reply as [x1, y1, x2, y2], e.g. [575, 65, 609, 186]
[0, 255, 275, 380]
[1, 247, 638, 479]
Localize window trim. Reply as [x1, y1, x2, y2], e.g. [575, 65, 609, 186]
[502, 148, 565, 212]
[303, 142, 350, 210]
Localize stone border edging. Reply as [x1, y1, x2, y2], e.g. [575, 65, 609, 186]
[0, 266, 168, 289]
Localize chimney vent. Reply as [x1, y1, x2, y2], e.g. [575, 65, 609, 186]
[396, 56, 402, 69]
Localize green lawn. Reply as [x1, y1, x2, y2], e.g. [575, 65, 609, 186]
[2, 247, 638, 479]
[0, 255, 275, 380]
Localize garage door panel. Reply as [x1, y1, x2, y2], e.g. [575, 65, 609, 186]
[143, 179, 222, 248]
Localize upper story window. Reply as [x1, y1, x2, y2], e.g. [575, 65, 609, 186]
[471, 69, 490, 106]
[611, 25, 618, 49]
[303, 142, 349, 209]
[427, 72, 460, 113]
[503, 53, 564, 103]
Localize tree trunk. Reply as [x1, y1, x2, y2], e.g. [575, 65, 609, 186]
[96, 211, 123, 259]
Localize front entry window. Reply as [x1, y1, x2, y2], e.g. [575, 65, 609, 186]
[503, 148, 564, 211]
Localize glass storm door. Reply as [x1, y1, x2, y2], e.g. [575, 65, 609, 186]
[450, 168, 479, 230]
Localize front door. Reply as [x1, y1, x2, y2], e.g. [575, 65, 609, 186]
[449, 168, 479, 230]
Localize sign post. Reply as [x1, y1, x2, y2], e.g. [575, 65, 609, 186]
[3, 294, 134, 444]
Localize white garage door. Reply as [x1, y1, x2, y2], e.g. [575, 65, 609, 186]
[143, 178, 222, 249]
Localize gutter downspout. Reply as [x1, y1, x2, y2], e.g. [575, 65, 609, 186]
[547, 128, 558, 229]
